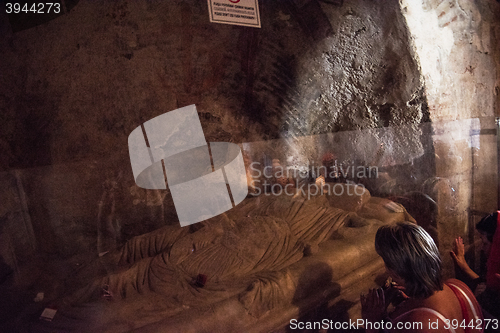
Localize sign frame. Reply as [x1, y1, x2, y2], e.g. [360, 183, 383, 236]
[207, 0, 261, 28]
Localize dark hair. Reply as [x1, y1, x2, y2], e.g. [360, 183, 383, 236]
[375, 222, 443, 299]
[476, 212, 498, 243]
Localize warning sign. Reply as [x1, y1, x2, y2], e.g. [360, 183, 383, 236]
[207, 0, 261, 28]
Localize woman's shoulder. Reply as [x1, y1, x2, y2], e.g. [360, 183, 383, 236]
[444, 278, 482, 312]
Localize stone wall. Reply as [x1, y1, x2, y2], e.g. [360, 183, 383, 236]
[0, 0, 429, 259]
[400, 0, 500, 276]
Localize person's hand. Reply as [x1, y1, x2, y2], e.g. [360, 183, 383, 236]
[450, 237, 479, 280]
[361, 288, 387, 326]
[450, 237, 468, 269]
[383, 282, 409, 307]
[450, 237, 472, 272]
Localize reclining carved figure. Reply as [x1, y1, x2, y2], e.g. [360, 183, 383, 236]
[69, 194, 354, 313]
